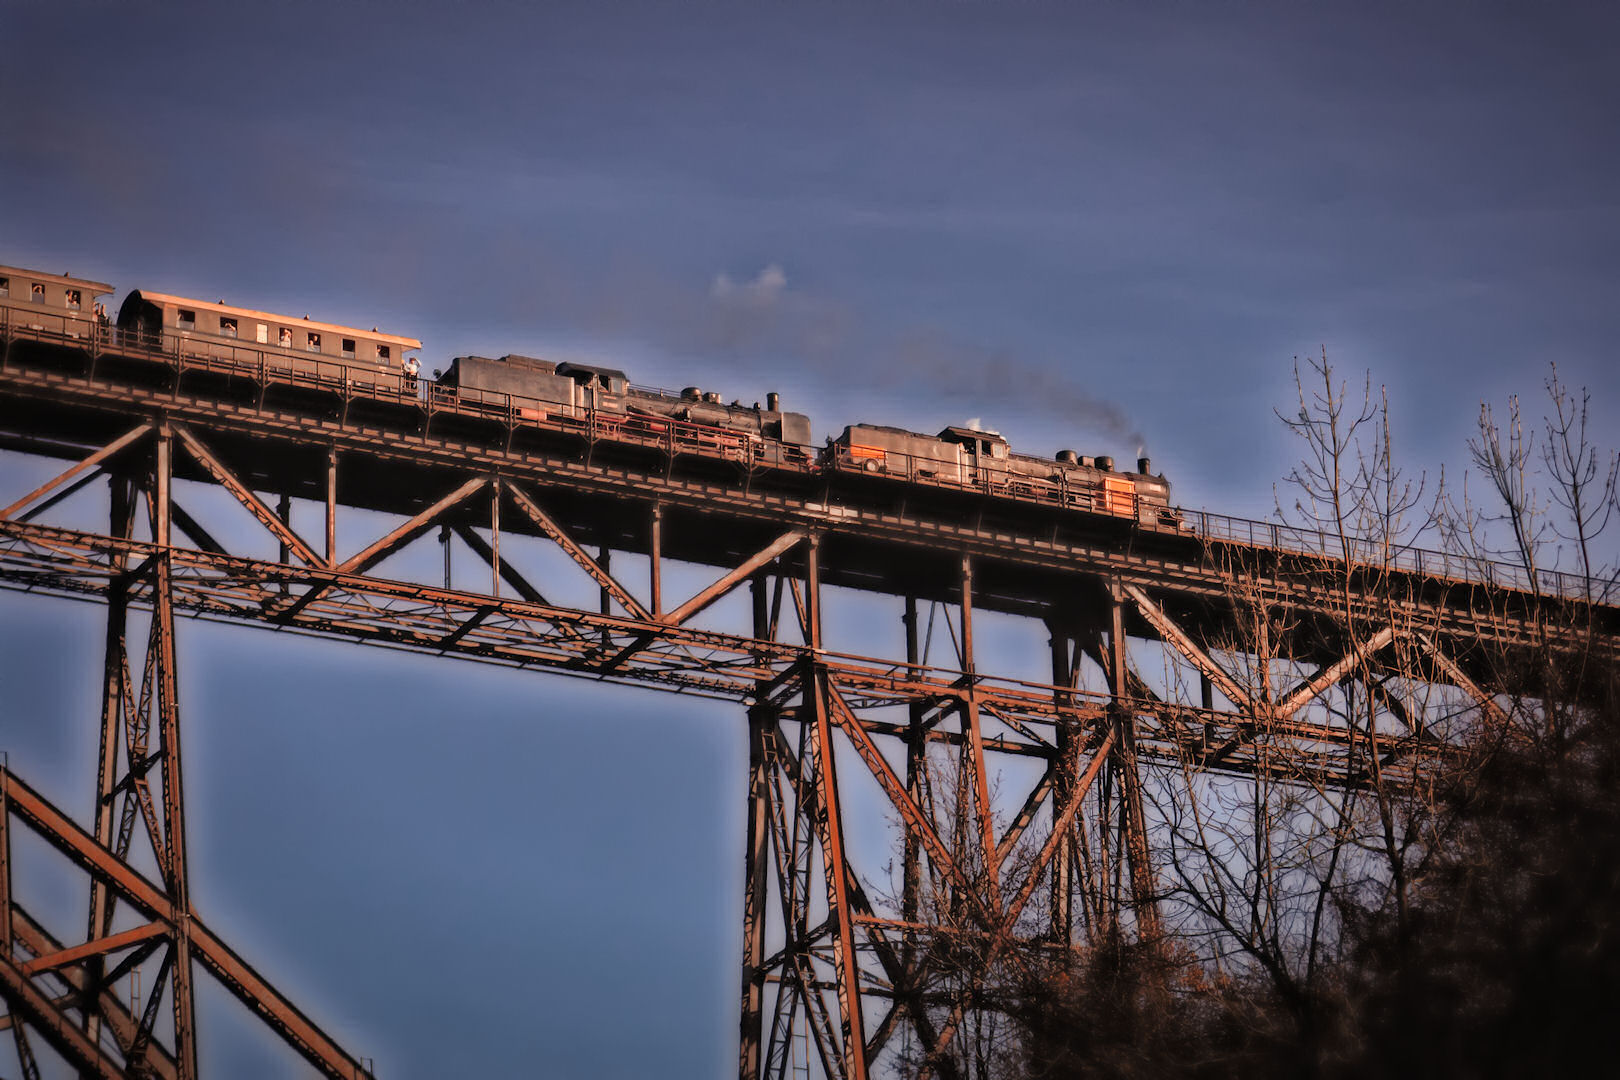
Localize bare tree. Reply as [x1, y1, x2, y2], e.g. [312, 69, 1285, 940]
[960, 359, 1620, 1079]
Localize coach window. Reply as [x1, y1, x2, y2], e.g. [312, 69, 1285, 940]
[66, 289, 81, 311]
[279, 327, 293, 348]
[31, 283, 45, 304]
[341, 337, 356, 359]
[0, 277, 8, 297]
[307, 332, 321, 352]
[220, 316, 238, 338]
[177, 309, 195, 329]
[256, 323, 268, 344]
[378, 344, 391, 363]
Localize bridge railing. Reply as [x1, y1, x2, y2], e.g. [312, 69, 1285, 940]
[1, 310, 1604, 603]
[1180, 507, 1601, 601]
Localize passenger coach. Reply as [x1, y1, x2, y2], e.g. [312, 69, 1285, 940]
[116, 290, 422, 396]
[0, 265, 113, 340]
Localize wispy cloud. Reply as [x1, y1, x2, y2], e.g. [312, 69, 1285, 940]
[711, 264, 787, 305]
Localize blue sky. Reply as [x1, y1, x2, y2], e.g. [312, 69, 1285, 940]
[4, 2, 1619, 1075]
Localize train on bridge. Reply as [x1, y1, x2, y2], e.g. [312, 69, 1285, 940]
[0, 261, 1181, 530]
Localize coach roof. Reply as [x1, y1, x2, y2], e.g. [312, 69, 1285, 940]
[124, 290, 422, 349]
[0, 266, 114, 296]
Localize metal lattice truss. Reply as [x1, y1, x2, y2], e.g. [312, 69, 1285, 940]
[1, 396, 1599, 1079]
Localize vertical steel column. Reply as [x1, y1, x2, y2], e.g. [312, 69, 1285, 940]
[598, 546, 613, 649]
[649, 503, 663, 617]
[1107, 580, 1159, 939]
[1049, 626, 1075, 949]
[153, 426, 199, 1079]
[739, 573, 772, 1080]
[277, 492, 292, 565]
[440, 525, 453, 589]
[490, 485, 501, 598]
[959, 555, 998, 889]
[2, 767, 12, 959]
[805, 536, 869, 1080]
[901, 596, 925, 970]
[0, 766, 31, 1080]
[1201, 673, 1215, 751]
[85, 474, 136, 1046]
[325, 445, 337, 565]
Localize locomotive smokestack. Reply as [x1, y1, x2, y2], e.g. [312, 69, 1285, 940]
[767, 392, 780, 412]
[1138, 456, 1151, 475]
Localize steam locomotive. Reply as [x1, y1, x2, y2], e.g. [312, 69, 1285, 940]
[0, 261, 1179, 529]
[829, 423, 1176, 527]
[434, 353, 814, 468]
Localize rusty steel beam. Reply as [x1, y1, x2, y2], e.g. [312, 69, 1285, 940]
[957, 554, 1000, 896]
[650, 502, 664, 616]
[996, 765, 1054, 869]
[8, 903, 178, 1080]
[152, 426, 201, 1080]
[804, 538, 869, 1080]
[169, 498, 230, 557]
[451, 524, 553, 607]
[1419, 635, 1511, 727]
[86, 474, 136, 1057]
[1276, 625, 1397, 719]
[502, 480, 651, 621]
[1008, 728, 1116, 925]
[5, 358, 1599, 663]
[2, 766, 375, 1079]
[662, 529, 805, 628]
[338, 476, 488, 575]
[0, 517, 1446, 787]
[15, 466, 106, 525]
[1048, 629, 1081, 947]
[761, 721, 957, 1080]
[170, 421, 324, 568]
[325, 444, 338, 565]
[738, 576, 773, 1080]
[823, 686, 982, 916]
[2, 343, 1614, 1080]
[0, 421, 151, 522]
[19, 921, 167, 977]
[1, 769, 11, 962]
[1122, 582, 1255, 713]
[0, 950, 127, 1080]
[1110, 582, 1161, 938]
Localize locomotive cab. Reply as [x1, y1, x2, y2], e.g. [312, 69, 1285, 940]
[552, 361, 628, 414]
[938, 425, 1009, 485]
[936, 426, 1009, 461]
[556, 362, 627, 395]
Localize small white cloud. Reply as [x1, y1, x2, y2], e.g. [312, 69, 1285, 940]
[711, 263, 787, 305]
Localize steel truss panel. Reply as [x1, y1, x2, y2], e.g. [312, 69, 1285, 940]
[1, 327, 1616, 1078]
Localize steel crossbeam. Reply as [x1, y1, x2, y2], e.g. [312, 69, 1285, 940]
[0, 517, 1445, 784]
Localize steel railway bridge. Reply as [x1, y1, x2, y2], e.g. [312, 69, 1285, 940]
[0, 320, 1614, 1078]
